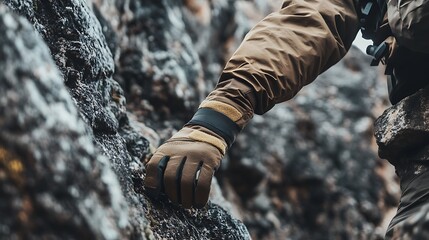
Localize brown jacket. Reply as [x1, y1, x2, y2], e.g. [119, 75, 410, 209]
[204, 0, 360, 128]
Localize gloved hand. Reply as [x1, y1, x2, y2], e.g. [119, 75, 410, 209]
[144, 125, 227, 208]
[144, 98, 251, 208]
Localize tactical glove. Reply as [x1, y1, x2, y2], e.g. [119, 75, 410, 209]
[144, 101, 244, 208]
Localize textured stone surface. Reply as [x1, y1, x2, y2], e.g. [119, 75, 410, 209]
[375, 86, 429, 163]
[0, 5, 128, 239]
[3, 0, 151, 237]
[90, 0, 241, 137]
[93, 0, 206, 128]
[1, 1, 250, 239]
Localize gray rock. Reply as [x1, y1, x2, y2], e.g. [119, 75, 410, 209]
[1, 1, 250, 239]
[375, 86, 429, 164]
[92, 0, 206, 128]
[0, 5, 128, 239]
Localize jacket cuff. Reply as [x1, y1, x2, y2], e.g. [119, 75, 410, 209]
[203, 79, 255, 129]
[185, 108, 240, 148]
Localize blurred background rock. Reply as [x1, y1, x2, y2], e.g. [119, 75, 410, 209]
[0, 0, 399, 239]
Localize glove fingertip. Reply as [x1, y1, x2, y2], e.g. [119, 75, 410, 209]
[193, 164, 213, 209]
[144, 155, 170, 200]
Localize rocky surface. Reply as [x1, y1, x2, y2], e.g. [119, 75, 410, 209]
[0, 0, 403, 239]
[0, 1, 249, 239]
[0, 6, 128, 238]
[91, 0, 238, 133]
[375, 86, 429, 164]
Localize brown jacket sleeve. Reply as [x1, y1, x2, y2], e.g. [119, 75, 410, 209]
[203, 0, 360, 128]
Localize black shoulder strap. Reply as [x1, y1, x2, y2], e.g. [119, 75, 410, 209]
[357, 0, 389, 65]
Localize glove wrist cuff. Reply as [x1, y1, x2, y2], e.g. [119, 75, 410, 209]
[185, 108, 240, 148]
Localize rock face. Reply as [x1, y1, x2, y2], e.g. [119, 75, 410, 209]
[0, 6, 128, 238]
[0, 1, 249, 239]
[91, 0, 238, 132]
[0, 0, 402, 239]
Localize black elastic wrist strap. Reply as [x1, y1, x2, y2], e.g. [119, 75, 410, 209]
[186, 108, 240, 148]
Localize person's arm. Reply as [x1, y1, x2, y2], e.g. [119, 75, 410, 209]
[209, 0, 360, 120]
[144, 0, 360, 209]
